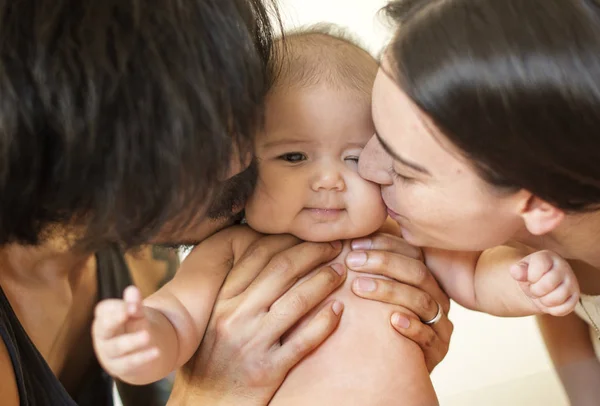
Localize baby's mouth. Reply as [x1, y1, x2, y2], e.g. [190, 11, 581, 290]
[304, 207, 345, 220]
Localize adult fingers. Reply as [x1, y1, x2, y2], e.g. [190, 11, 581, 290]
[351, 233, 423, 261]
[219, 234, 303, 298]
[260, 263, 347, 342]
[351, 278, 444, 322]
[347, 251, 449, 314]
[390, 311, 454, 373]
[243, 240, 343, 310]
[274, 300, 344, 372]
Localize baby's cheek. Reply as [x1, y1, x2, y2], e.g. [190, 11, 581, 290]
[244, 193, 267, 230]
[245, 188, 285, 233]
[348, 180, 387, 235]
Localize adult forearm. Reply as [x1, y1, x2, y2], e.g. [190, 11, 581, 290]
[537, 313, 600, 406]
[556, 358, 600, 406]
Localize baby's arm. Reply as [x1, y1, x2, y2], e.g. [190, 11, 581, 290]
[425, 245, 579, 317]
[92, 225, 260, 385]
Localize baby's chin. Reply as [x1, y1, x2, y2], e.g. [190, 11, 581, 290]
[293, 221, 384, 243]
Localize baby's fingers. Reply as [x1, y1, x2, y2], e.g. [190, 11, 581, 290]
[98, 330, 152, 359]
[537, 272, 580, 312]
[123, 285, 144, 318]
[529, 269, 564, 297]
[509, 262, 528, 282]
[524, 252, 554, 283]
[540, 292, 580, 316]
[93, 299, 129, 339]
[106, 347, 161, 378]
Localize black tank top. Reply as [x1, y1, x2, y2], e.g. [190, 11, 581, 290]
[0, 245, 171, 406]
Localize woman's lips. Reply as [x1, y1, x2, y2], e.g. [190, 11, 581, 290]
[386, 205, 401, 220]
[384, 202, 408, 223]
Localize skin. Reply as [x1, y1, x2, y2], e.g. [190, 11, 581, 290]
[244, 83, 436, 405]
[92, 80, 440, 405]
[360, 55, 600, 405]
[361, 57, 600, 267]
[0, 242, 180, 401]
[0, 209, 348, 406]
[360, 62, 527, 252]
[245, 84, 387, 242]
[0, 126, 451, 406]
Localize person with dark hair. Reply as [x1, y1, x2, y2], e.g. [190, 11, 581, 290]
[0, 1, 455, 405]
[357, 0, 600, 404]
[90, 29, 440, 406]
[93, 25, 586, 406]
[0, 0, 340, 405]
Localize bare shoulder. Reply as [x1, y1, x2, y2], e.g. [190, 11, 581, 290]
[182, 225, 263, 270]
[198, 224, 262, 251]
[0, 338, 19, 406]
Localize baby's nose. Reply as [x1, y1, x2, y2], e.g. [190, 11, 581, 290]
[311, 167, 346, 192]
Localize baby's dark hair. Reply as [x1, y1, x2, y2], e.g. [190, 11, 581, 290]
[273, 24, 378, 96]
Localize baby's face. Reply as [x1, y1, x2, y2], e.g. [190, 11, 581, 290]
[245, 84, 387, 242]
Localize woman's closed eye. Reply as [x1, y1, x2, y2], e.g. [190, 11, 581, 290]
[390, 165, 413, 182]
[278, 152, 307, 163]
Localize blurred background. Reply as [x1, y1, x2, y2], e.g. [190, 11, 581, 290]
[276, 0, 569, 404]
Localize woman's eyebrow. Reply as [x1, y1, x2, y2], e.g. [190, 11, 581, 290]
[375, 132, 431, 175]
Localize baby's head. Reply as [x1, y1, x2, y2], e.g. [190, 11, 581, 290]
[245, 27, 387, 242]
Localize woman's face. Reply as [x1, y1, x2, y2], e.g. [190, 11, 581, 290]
[359, 62, 527, 251]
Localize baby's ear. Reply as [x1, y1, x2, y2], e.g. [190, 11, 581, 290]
[520, 195, 565, 235]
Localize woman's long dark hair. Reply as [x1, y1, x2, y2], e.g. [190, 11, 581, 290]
[385, 0, 600, 211]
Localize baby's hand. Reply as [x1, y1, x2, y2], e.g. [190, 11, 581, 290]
[510, 250, 580, 316]
[92, 285, 160, 379]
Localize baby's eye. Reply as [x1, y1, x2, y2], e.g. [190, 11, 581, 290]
[279, 152, 307, 163]
[344, 156, 359, 170]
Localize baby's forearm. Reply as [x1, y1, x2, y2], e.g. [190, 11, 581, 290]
[427, 246, 539, 316]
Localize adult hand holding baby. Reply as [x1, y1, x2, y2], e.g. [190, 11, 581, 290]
[347, 223, 453, 373]
[167, 234, 346, 406]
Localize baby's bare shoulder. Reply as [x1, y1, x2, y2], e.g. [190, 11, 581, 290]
[193, 224, 263, 264]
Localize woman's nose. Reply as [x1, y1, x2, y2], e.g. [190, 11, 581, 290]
[359, 135, 393, 185]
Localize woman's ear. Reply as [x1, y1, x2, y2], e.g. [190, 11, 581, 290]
[520, 195, 565, 235]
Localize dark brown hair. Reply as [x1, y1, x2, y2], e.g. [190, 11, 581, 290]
[0, 0, 278, 248]
[385, 0, 600, 211]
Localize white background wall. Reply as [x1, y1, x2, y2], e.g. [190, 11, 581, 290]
[276, 1, 570, 404]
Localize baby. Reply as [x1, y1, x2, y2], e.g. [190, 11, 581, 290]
[92, 28, 580, 405]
